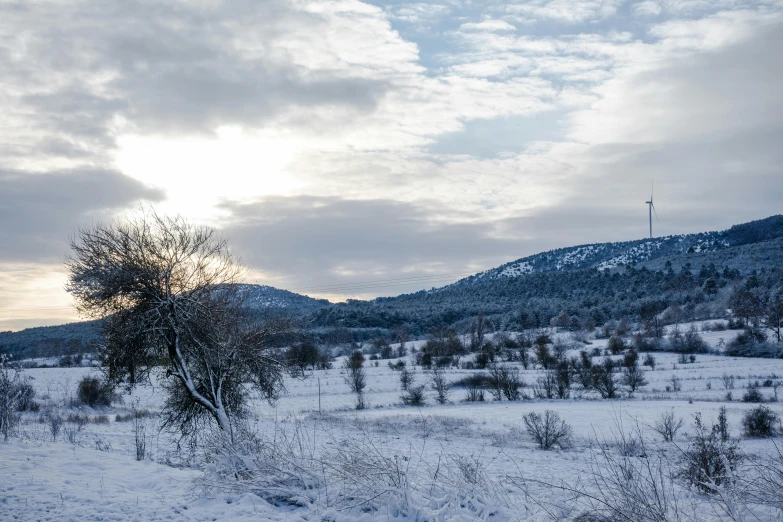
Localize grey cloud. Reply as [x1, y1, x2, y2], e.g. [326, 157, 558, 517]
[2, 0, 389, 148]
[545, 21, 783, 236]
[220, 196, 522, 298]
[0, 168, 163, 262]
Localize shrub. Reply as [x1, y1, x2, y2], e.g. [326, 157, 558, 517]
[115, 409, 150, 422]
[721, 373, 735, 390]
[430, 367, 450, 404]
[77, 376, 115, 407]
[15, 381, 37, 412]
[388, 360, 405, 371]
[343, 351, 367, 409]
[742, 405, 779, 438]
[642, 353, 656, 369]
[399, 367, 413, 391]
[533, 371, 557, 399]
[0, 357, 23, 440]
[487, 363, 523, 401]
[742, 384, 764, 403]
[451, 373, 492, 389]
[67, 413, 89, 431]
[465, 385, 485, 402]
[716, 406, 730, 442]
[48, 413, 63, 442]
[607, 336, 625, 355]
[621, 363, 647, 396]
[680, 412, 741, 494]
[591, 359, 619, 399]
[474, 351, 491, 369]
[401, 384, 426, 406]
[134, 413, 146, 461]
[652, 410, 683, 442]
[523, 410, 572, 450]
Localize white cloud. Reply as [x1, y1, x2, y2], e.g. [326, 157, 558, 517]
[632, 1, 662, 17]
[459, 19, 517, 32]
[504, 0, 627, 24]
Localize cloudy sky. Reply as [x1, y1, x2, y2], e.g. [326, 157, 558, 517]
[1, 0, 782, 330]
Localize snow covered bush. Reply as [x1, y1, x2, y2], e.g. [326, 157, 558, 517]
[680, 412, 741, 494]
[523, 410, 572, 450]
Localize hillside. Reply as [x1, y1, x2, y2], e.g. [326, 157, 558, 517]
[453, 215, 783, 287]
[309, 215, 783, 334]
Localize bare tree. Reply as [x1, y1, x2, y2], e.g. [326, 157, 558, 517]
[343, 350, 367, 409]
[652, 410, 684, 442]
[66, 211, 294, 440]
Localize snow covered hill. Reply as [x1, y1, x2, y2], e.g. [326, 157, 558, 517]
[234, 284, 330, 312]
[449, 214, 783, 288]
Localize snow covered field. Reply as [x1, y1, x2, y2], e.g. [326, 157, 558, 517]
[3, 327, 783, 521]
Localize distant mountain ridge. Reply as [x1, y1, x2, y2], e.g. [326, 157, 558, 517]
[449, 215, 783, 288]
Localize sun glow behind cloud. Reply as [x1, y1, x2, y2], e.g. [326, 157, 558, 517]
[115, 128, 302, 220]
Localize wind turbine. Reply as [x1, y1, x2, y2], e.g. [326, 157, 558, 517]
[645, 181, 659, 239]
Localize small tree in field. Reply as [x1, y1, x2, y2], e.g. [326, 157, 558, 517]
[523, 410, 572, 450]
[66, 211, 295, 441]
[343, 350, 367, 409]
[430, 366, 450, 404]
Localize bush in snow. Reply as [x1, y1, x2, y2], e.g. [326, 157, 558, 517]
[523, 410, 572, 450]
[488, 363, 523, 401]
[742, 384, 765, 403]
[742, 405, 779, 438]
[399, 366, 413, 391]
[401, 384, 426, 406]
[591, 359, 619, 399]
[48, 413, 63, 442]
[652, 410, 684, 442]
[77, 376, 115, 408]
[680, 412, 741, 494]
[343, 350, 367, 410]
[429, 366, 450, 404]
[0, 356, 25, 440]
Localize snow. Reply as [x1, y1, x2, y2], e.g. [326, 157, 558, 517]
[3, 327, 783, 521]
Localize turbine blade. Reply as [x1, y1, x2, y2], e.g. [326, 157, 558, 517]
[652, 202, 659, 221]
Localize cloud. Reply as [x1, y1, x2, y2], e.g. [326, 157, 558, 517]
[0, 168, 163, 263]
[503, 0, 626, 24]
[632, 1, 662, 17]
[459, 19, 517, 32]
[220, 196, 522, 299]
